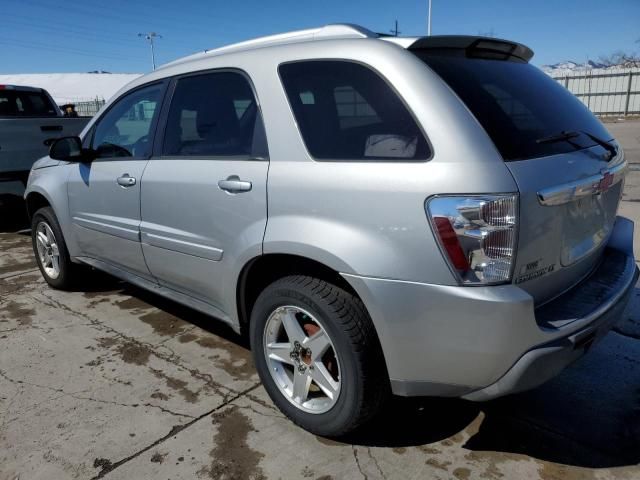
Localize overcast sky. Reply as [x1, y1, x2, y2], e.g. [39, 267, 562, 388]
[2, 0, 639, 73]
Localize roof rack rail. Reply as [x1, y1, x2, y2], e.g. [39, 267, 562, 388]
[162, 24, 378, 68]
[204, 24, 377, 56]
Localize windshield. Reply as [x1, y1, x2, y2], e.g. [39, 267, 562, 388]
[414, 52, 612, 161]
[0, 89, 58, 117]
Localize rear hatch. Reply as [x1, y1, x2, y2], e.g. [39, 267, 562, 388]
[412, 39, 626, 305]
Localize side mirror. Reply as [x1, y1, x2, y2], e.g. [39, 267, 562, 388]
[49, 136, 93, 162]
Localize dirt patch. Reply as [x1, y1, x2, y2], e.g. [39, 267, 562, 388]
[178, 333, 198, 343]
[202, 405, 265, 480]
[426, 458, 451, 471]
[150, 452, 168, 464]
[96, 337, 119, 349]
[115, 296, 151, 313]
[117, 341, 151, 366]
[453, 467, 471, 480]
[196, 336, 254, 380]
[537, 462, 595, 480]
[315, 436, 343, 447]
[0, 260, 36, 277]
[150, 391, 169, 401]
[93, 457, 113, 475]
[151, 368, 199, 403]
[0, 272, 40, 296]
[3, 300, 35, 326]
[139, 310, 188, 337]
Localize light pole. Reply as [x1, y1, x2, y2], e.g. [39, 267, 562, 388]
[138, 32, 162, 71]
[427, 0, 432, 36]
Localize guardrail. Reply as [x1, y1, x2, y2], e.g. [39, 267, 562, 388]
[550, 68, 640, 117]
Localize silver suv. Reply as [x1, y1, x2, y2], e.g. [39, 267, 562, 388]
[25, 24, 638, 436]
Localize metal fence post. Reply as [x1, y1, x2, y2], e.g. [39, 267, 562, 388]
[624, 72, 633, 116]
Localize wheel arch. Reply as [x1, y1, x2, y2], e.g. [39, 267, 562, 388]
[236, 253, 360, 334]
[25, 191, 53, 220]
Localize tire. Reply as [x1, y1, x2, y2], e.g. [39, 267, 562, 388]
[250, 275, 389, 437]
[31, 206, 78, 290]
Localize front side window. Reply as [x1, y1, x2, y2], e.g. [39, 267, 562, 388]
[162, 71, 262, 157]
[279, 61, 430, 161]
[92, 84, 162, 159]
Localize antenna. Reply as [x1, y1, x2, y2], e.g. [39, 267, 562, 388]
[138, 32, 162, 71]
[427, 0, 432, 36]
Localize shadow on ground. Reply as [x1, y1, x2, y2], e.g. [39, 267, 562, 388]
[0, 196, 29, 233]
[19, 242, 640, 471]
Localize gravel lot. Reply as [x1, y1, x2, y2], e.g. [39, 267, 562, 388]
[1, 120, 640, 480]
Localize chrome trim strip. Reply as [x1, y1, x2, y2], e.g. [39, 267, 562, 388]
[537, 161, 627, 206]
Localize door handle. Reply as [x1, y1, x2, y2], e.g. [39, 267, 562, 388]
[117, 174, 136, 187]
[218, 175, 252, 193]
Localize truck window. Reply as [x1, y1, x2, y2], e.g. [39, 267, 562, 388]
[0, 90, 58, 117]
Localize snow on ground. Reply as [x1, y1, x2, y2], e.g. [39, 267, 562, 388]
[0, 72, 142, 104]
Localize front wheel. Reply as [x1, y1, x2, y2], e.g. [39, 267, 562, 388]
[31, 206, 77, 290]
[250, 275, 389, 436]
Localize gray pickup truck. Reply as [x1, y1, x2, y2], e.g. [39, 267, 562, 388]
[0, 85, 88, 200]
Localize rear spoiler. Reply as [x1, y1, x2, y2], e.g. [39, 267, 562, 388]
[408, 36, 534, 62]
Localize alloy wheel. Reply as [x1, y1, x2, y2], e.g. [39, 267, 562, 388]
[263, 305, 341, 414]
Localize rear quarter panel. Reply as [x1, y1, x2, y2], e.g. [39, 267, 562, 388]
[251, 39, 518, 284]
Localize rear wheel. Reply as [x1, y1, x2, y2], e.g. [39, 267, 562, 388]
[31, 207, 78, 290]
[250, 275, 389, 436]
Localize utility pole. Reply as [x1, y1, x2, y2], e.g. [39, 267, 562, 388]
[427, 0, 432, 36]
[390, 20, 401, 37]
[138, 32, 162, 71]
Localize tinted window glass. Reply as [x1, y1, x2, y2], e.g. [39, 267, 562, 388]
[279, 61, 430, 161]
[0, 90, 57, 117]
[415, 52, 611, 161]
[163, 72, 260, 157]
[92, 84, 162, 158]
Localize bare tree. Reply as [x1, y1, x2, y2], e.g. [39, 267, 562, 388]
[599, 50, 640, 68]
[599, 37, 640, 67]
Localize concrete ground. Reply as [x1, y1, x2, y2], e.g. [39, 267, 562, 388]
[1, 120, 640, 480]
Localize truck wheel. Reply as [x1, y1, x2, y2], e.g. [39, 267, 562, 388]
[250, 275, 389, 436]
[31, 207, 77, 290]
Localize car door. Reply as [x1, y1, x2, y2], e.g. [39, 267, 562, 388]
[67, 82, 166, 279]
[140, 70, 269, 315]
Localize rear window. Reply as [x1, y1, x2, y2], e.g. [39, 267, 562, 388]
[279, 60, 430, 161]
[414, 52, 611, 161]
[0, 89, 58, 117]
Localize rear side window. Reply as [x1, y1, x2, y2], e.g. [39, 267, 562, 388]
[0, 90, 58, 117]
[414, 52, 612, 161]
[279, 61, 430, 161]
[163, 71, 264, 157]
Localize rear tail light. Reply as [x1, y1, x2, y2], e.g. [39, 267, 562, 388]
[427, 194, 518, 285]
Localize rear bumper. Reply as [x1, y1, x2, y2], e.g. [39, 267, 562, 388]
[343, 216, 637, 399]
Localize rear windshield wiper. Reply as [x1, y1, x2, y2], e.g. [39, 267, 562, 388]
[536, 130, 617, 158]
[536, 130, 580, 145]
[580, 131, 618, 158]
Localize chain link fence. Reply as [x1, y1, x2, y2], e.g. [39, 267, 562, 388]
[549, 67, 640, 117]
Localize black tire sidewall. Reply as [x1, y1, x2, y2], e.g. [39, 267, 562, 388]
[31, 207, 72, 289]
[250, 279, 367, 437]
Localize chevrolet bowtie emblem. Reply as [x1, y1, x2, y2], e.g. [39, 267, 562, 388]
[596, 171, 614, 194]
